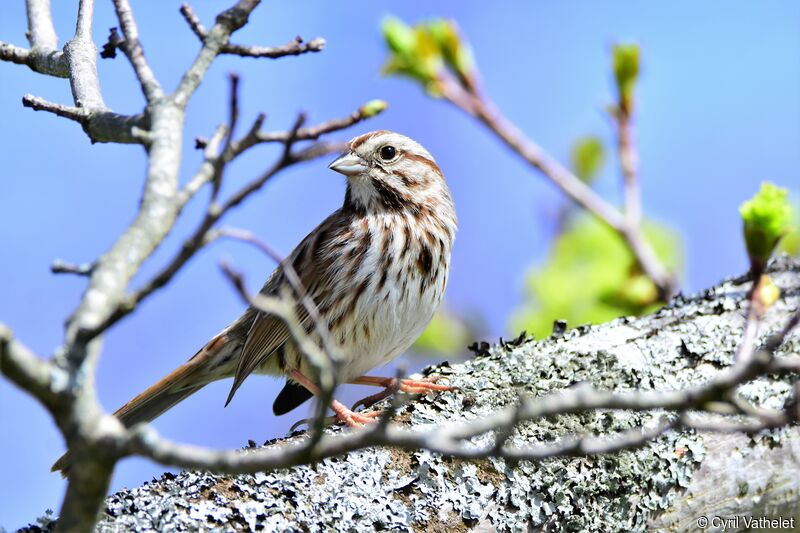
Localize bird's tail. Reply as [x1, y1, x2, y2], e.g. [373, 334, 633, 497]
[51, 332, 231, 476]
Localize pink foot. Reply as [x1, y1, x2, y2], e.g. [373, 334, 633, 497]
[332, 400, 382, 427]
[351, 375, 452, 410]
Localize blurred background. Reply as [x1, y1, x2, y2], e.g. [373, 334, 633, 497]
[1, 1, 798, 529]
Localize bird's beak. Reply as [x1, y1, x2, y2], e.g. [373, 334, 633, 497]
[328, 152, 368, 176]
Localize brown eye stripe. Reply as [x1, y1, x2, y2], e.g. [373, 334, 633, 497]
[403, 152, 441, 175]
[394, 169, 419, 187]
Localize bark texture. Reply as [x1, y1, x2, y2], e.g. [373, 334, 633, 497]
[26, 257, 800, 532]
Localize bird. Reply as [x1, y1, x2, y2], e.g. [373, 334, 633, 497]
[52, 130, 457, 474]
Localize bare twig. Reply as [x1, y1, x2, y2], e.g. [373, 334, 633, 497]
[224, 36, 326, 59]
[615, 103, 641, 226]
[0, 41, 32, 65]
[211, 73, 241, 202]
[51, 260, 94, 276]
[219, 263, 338, 443]
[180, 3, 325, 59]
[80, 136, 341, 340]
[22, 94, 88, 122]
[111, 0, 163, 101]
[64, 0, 103, 109]
[437, 74, 677, 299]
[178, 124, 228, 209]
[173, 0, 261, 108]
[211, 227, 339, 362]
[0, 324, 62, 412]
[17, 0, 69, 76]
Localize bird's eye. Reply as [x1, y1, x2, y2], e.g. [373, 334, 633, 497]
[379, 145, 397, 161]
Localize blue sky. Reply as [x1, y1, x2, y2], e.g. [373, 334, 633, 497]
[1, 1, 798, 528]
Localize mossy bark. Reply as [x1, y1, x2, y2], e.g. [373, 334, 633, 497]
[26, 257, 800, 532]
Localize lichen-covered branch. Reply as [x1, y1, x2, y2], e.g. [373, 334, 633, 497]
[42, 256, 799, 532]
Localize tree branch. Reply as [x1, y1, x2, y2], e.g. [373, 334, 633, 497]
[179, 3, 325, 59]
[110, 0, 163, 102]
[20, 0, 69, 76]
[437, 75, 678, 299]
[615, 103, 641, 226]
[63, 0, 104, 109]
[0, 324, 61, 413]
[51, 260, 95, 276]
[173, 0, 261, 108]
[104, 273, 799, 478]
[0, 41, 32, 65]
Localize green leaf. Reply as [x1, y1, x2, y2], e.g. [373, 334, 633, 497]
[570, 136, 606, 183]
[428, 19, 474, 83]
[510, 215, 681, 339]
[381, 16, 475, 95]
[739, 182, 794, 269]
[612, 43, 640, 110]
[381, 17, 442, 93]
[382, 17, 416, 57]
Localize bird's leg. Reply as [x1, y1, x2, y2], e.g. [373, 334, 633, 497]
[350, 375, 451, 410]
[288, 369, 380, 427]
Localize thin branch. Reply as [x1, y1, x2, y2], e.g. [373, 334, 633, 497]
[211, 73, 241, 201]
[111, 0, 163, 101]
[615, 102, 641, 226]
[22, 94, 88, 122]
[63, 0, 104, 109]
[21, 93, 148, 145]
[179, 3, 207, 39]
[13, 0, 147, 144]
[224, 36, 325, 59]
[180, 3, 325, 59]
[177, 124, 228, 209]
[246, 102, 385, 148]
[0, 324, 61, 412]
[80, 137, 341, 340]
[173, 0, 261, 108]
[51, 260, 94, 276]
[437, 74, 677, 299]
[0, 41, 32, 65]
[219, 263, 338, 434]
[216, 230, 343, 441]
[26, 0, 58, 50]
[0, 0, 68, 76]
[212, 226, 339, 363]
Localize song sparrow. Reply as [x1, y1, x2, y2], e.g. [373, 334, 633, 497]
[53, 130, 456, 473]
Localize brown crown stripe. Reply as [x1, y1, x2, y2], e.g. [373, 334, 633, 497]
[350, 130, 390, 150]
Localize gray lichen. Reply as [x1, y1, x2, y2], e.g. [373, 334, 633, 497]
[25, 257, 800, 532]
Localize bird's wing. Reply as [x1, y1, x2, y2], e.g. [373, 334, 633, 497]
[225, 267, 307, 406]
[224, 210, 345, 406]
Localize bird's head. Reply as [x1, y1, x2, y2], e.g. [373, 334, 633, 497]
[329, 130, 452, 215]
